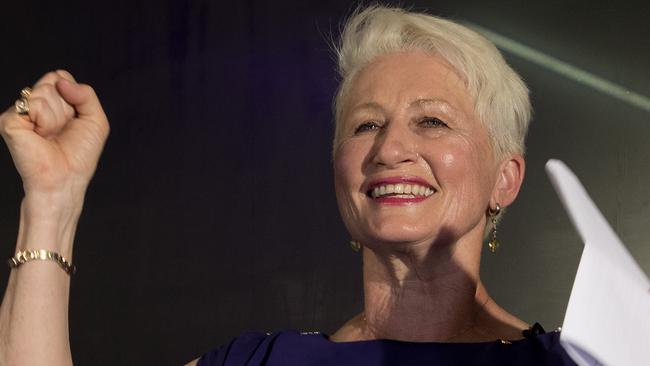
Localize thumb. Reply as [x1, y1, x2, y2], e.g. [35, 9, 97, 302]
[55, 79, 105, 119]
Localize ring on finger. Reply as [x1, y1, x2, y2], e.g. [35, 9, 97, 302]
[20, 87, 32, 99]
[14, 98, 29, 115]
[14, 87, 32, 116]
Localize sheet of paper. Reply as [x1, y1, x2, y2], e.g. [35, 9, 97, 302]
[545, 159, 650, 366]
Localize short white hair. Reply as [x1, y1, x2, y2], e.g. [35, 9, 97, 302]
[332, 5, 532, 160]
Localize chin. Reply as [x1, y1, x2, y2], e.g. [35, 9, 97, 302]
[362, 220, 439, 247]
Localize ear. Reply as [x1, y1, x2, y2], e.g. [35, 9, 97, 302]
[490, 155, 525, 209]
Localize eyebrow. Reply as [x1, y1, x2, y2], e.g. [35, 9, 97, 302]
[408, 98, 454, 110]
[348, 102, 385, 114]
[347, 98, 459, 116]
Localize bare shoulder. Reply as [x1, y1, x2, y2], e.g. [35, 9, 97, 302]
[478, 298, 530, 341]
[184, 358, 199, 366]
[329, 312, 366, 342]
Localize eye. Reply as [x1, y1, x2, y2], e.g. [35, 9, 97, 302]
[354, 121, 381, 134]
[419, 117, 447, 128]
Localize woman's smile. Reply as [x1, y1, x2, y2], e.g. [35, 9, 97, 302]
[365, 176, 435, 205]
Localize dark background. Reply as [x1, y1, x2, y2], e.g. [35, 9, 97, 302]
[1, 0, 649, 364]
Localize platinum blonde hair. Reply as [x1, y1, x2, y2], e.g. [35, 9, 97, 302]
[332, 5, 532, 160]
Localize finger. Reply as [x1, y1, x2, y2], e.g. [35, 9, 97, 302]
[33, 70, 63, 88]
[30, 83, 71, 122]
[55, 79, 106, 120]
[26, 97, 59, 137]
[33, 69, 77, 88]
[55, 69, 77, 83]
[28, 84, 72, 135]
[31, 71, 75, 120]
[0, 107, 35, 142]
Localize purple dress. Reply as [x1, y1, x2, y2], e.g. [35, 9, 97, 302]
[198, 323, 577, 365]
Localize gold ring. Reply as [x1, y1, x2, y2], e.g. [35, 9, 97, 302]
[20, 87, 32, 99]
[14, 98, 29, 115]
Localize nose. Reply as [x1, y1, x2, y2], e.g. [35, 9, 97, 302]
[370, 122, 419, 168]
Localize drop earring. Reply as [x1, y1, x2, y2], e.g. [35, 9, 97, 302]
[488, 204, 501, 253]
[349, 240, 361, 252]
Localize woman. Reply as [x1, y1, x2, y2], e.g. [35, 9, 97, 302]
[196, 7, 574, 365]
[0, 5, 575, 366]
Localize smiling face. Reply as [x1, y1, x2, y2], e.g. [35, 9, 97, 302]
[334, 50, 504, 249]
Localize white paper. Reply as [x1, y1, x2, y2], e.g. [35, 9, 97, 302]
[545, 159, 650, 366]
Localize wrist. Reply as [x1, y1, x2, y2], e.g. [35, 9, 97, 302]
[15, 194, 85, 260]
[21, 187, 86, 220]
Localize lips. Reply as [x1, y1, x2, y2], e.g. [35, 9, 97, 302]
[365, 176, 436, 203]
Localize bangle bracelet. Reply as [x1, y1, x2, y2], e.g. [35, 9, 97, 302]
[7, 249, 76, 276]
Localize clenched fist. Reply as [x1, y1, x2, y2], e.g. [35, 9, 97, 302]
[0, 70, 110, 197]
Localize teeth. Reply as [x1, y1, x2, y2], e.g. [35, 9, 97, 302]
[370, 183, 435, 198]
[393, 194, 415, 198]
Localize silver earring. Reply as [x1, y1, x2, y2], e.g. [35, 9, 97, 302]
[350, 240, 361, 252]
[488, 204, 501, 253]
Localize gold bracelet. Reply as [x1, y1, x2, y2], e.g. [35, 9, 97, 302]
[7, 249, 76, 276]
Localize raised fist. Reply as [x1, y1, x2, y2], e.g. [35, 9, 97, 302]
[0, 70, 110, 196]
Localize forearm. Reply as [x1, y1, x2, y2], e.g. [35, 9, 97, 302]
[0, 191, 85, 366]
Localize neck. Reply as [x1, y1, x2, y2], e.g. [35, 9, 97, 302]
[332, 230, 528, 343]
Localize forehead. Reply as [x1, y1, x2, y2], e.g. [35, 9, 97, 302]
[345, 51, 474, 117]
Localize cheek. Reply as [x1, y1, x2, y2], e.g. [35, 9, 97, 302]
[333, 160, 350, 204]
[441, 152, 454, 166]
[434, 139, 493, 198]
[333, 143, 355, 189]
[334, 140, 368, 183]
[333, 141, 365, 206]
[333, 141, 368, 235]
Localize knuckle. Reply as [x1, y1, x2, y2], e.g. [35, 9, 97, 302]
[44, 70, 60, 80]
[55, 69, 76, 82]
[28, 97, 45, 110]
[34, 71, 62, 87]
[37, 83, 58, 97]
[29, 98, 54, 122]
[80, 83, 96, 95]
[55, 69, 70, 76]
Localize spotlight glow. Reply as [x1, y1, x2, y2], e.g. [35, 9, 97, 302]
[464, 22, 650, 113]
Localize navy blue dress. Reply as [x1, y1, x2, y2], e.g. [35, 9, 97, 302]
[198, 324, 577, 365]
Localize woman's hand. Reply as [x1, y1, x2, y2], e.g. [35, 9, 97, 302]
[0, 71, 109, 366]
[0, 70, 110, 198]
